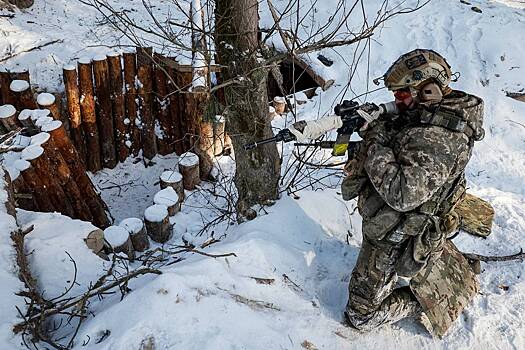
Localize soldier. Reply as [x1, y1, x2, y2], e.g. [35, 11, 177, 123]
[288, 49, 485, 333]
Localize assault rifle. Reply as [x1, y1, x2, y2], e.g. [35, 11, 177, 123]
[243, 100, 396, 156]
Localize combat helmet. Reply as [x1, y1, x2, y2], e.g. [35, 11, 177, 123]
[382, 49, 452, 92]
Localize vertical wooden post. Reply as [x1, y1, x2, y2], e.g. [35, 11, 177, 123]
[123, 51, 141, 156]
[78, 58, 102, 172]
[177, 70, 193, 152]
[153, 54, 174, 155]
[107, 52, 129, 163]
[136, 47, 157, 161]
[0, 70, 14, 105]
[63, 65, 87, 165]
[93, 55, 117, 169]
[42, 120, 111, 228]
[167, 63, 184, 155]
[10, 80, 36, 110]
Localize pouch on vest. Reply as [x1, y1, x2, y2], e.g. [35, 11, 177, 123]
[362, 206, 403, 241]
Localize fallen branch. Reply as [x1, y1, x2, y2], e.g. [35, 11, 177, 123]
[462, 249, 525, 262]
[13, 266, 161, 333]
[0, 39, 63, 63]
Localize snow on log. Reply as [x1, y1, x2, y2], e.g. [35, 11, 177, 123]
[93, 55, 117, 169]
[108, 52, 129, 163]
[178, 152, 200, 190]
[213, 115, 225, 156]
[123, 50, 141, 156]
[273, 96, 286, 114]
[144, 204, 171, 243]
[42, 120, 110, 228]
[78, 58, 102, 172]
[159, 170, 184, 202]
[36, 92, 60, 121]
[120, 217, 149, 252]
[10, 79, 36, 110]
[63, 65, 87, 166]
[104, 225, 135, 260]
[0, 104, 19, 131]
[154, 187, 180, 216]
[136, 47, 157, 161]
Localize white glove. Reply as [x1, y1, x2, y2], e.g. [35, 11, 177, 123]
[356, 107, 382, 123]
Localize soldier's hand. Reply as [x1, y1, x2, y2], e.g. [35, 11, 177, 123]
[363, 121, 393, 148]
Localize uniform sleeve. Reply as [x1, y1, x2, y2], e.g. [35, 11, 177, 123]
[364, 127, 463, 212]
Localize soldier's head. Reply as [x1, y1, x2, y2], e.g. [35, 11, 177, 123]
[381, 49, 453, 111]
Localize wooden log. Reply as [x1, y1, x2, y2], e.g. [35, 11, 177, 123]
[196, 120, 214, 178]
[177, 70, 194, 151]
[85, 229, 105, 255]
[78, 58, 102, 172]
[10, 80, 36, 110]
[42, 120, 111, 228]
[34, 132, 94, 222]
[213, 115, 226, 156]
[9, 70, 30, 82]
[153, 54, 173, 155]
[144, 204, 171, 243]
[123, 51, 141, 156]
[223, 132, 233, 156]
[136, 47, 157, 161]
[12, 160, 38, 211]
[159, 170, 184, 202]
[104, 225, 135, 260]
[107, 52, 129, 163]
[273, 96, 286, 114]
[18, 157, 53, 212]
[17, 109, 35, 129]
[120, 217, 149, 252]
[37, 93, 60, 120]
[21, 145, 75, 217]
[167, 63, 184, 155]
[0, 104, 19, 131]
[178, 152, 200, 190]
[93, 55, 117, 169]
[63, 65, 87, 165]
[154, 187, 180, 216]
[0, 70, 14, 106]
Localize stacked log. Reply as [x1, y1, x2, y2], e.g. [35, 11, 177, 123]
[11, 159, 38, 211]
[93, 55, 117, 169]
[144, 204, 171, 243]
[104, 225, 135, 260]
[17, 110, 35, 129]
[123, 50, 141, 156]
[136, 47, 157, 161]
[10, 80, 36, 110]
[41, 120, 110, 228]
[159, 170, 184, 202]
[78, 57, 102, 172]
[178, 152, 200, 190]
[63, 65, 86, 165]
[0, 104, 19, 131]
[36, 93, 61, 121]
[153, 187, 180, 216]
[107, 52, 129, 162]
[120, 217, 149, 252]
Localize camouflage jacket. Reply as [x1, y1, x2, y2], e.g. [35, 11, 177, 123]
[343, 91, 484, 251]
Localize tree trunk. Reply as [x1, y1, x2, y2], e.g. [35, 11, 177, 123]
[123, 51, 141, 156]
[136, 47, 157, 161]
[215, 0, 280, 217]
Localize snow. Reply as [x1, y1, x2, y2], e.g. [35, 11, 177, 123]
[93, 54, 107, 62]
[17, 109, 32, 121]
[20, 146, 43, 161]
[160, 170, 183, 183]
[178, 152, 199, 167]
[14, 159, 30, 172]
[144, 204, 168, 222]
[63, 64, 76, 71]
[104, 225, 130, 248]
[154, 187, 179, 207]
[9, 79, 29, 92]
[0, 104, 16, 118]
[41, 120, 62, 132]
[29, 132, 50, 147]
[119, 218, 144, 234]
[1, 0, 525, 349]
[36, 92, 55, 106]
[34, 116, 53, 128]
[30, 108, 50, 121]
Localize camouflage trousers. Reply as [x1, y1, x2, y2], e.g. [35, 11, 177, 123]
[345, 234, 423, 331]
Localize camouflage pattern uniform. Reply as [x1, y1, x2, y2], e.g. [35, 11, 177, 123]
[342, 90, 484, 331]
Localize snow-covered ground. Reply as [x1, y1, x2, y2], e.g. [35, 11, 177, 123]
[1, 0, 525, 349]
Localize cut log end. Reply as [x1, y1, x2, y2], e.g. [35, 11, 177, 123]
[144, 204, 171, 243]
[178, 152, 200, 190]
[120, 217, 150, 252]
